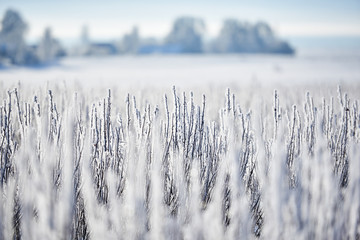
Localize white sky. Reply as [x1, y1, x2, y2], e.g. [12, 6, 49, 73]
[1, 0, 360, 41]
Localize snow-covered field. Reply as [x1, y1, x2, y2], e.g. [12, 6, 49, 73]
[0, 53, 359, 239]
[1, 51, 360, 88]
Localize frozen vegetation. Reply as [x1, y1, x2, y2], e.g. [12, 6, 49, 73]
[0, 82, 359, 239]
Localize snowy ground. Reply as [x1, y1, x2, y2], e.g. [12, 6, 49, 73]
[0, 51, 359, 90]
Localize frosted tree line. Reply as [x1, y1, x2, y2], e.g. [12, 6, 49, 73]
[0, 9, 65, 66]
[0, 9, 294, 66]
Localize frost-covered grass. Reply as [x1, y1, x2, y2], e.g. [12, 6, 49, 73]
[0, 84, 359, 239]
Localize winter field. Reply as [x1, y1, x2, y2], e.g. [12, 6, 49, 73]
[0, 53, 360, 239]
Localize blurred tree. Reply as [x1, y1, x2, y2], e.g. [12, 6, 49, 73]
[81, 25, 90, 46]
[214, 19, 294, 54]
[120, 26, 139, 54]
[37, 27, 66, 62]
[165, 17, 205, 53]
[0, 9, 38, 65]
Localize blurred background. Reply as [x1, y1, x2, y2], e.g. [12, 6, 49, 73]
[0, 0, 359, 87]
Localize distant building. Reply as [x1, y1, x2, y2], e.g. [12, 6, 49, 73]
[138, 44, 182, 54]
[86, 43, 118, 56]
